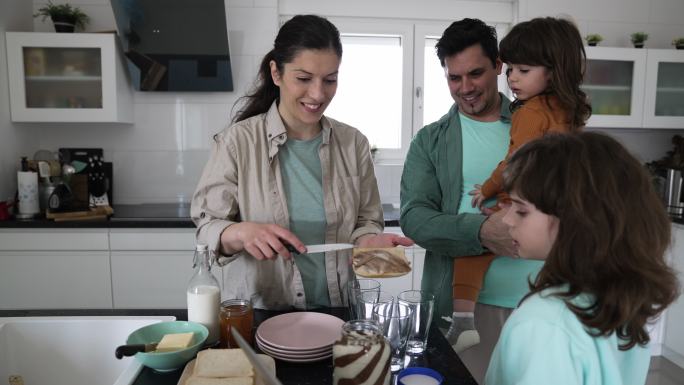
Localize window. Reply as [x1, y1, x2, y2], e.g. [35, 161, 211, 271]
[291, 17, 511, 163]
[324, 20, 414, 161]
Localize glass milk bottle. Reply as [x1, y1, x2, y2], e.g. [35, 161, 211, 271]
[333, 320, 391, 385]
[187, 243, 220, 344]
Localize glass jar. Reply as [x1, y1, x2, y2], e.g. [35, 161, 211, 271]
[187, 243, 221, 344]
[219, 299, 254, 348]
[333, 320, 391, 385]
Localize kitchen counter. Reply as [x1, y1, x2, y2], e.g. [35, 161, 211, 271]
[0, 308, 476, 385]
[0, 203, 401, 228]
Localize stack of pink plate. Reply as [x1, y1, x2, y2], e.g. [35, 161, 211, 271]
[256, 312, 345, 363]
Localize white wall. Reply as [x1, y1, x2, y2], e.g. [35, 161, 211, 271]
[516, 0, 684, 179]
[0, 0, 32, 201]
[26, 0, 278, 204]
[9, 0, 684, 205]
[518, 0, 684, 49]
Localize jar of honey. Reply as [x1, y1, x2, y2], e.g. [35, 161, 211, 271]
[219, 299, 254, 348]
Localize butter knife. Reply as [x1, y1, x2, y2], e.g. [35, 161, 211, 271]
[286, 243, 355, 254]
[114, 343, 158, 359]
[230, 328, 283, 385]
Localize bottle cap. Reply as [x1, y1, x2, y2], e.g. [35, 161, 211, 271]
[196, 243, 209, 251]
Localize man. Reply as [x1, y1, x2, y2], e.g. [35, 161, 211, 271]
[400, 18, 544, 383]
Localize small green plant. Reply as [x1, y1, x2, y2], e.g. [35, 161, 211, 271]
[34, 1, 90, 30]
[585, 34, 603, 46]
[630, 32, 649, 45]
[673, 37, 684, 48]
[370, 145, 378, 160]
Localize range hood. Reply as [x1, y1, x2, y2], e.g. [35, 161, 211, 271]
[110, 0, 233, 92]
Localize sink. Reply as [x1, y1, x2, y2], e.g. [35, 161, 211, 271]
[0, 316, 174, 385]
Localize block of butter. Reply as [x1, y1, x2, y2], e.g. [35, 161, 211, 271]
[155, 332, 195, 352]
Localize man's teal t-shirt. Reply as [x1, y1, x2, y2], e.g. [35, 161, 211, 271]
[279, 134, 330, 308]
[458, 113, 543, 308]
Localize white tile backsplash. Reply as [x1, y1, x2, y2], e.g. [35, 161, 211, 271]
[111, 150, 209, 204]
[227, 7, 278, 56]
[12, 0, 684, 205]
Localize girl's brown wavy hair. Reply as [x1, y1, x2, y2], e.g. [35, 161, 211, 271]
[500, 17, 591, 130]
[504, 132, 679, 350]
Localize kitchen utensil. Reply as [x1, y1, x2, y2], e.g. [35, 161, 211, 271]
[398, 290, 435, 354]
[124, 321, 208, 372]
[346, 278, 380, 319]
[256, 312, 344, 351]
[666, 168, 683, 216]
[397, 367, 444, 385]
[114, 343, 158, 359]
[231, 327, 284, 385]
[285, 243, 355, 254]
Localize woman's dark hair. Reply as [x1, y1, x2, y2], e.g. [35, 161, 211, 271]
[503, 132, 679, 350]
[500, 17, 591, 130]
[232, 15, 342, 123]
[436, 18, 498, 68]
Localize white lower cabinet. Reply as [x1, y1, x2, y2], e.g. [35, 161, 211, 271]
[663, 224, 684, 368]
[109, 228, 218, 309]
[0, 229, 111, 309]
[111, 250, 195, 308]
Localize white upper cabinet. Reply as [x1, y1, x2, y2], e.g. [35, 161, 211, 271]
[5, 32, 133, 123]
[584, 47, 684, 129]
[583, 47, 647, 128]
[643, 49, 684, 129]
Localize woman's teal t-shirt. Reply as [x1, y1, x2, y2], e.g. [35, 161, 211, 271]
[279, 134, 330, 308]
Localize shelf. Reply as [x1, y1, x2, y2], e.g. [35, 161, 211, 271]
[582, 84, 631, 91]
[656, 87, 684, 93]
[6, 32, 132, 123]
[26, 75, 102, 82]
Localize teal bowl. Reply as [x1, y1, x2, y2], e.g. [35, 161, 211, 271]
[126, 321, 208, 372]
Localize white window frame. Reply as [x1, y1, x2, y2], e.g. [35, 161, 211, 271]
[278, 15, 511, 164]
[328, 18, 414, 163]
[414, 23, 512, 133]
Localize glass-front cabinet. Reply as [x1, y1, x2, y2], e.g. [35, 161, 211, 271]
[583, 47, 647, 128]
[5, 32, 132, 123]
[644, 50, 684, 129]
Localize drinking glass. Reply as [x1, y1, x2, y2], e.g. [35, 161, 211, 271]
[346, 278, 380, 319]
[398, 290, 435, 354]
[356, 290, 393, 320]
[372, 301, 413, 372]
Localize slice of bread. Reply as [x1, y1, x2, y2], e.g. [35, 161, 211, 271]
[352, 247, 411, 278]
[186, 377, 253, 385]
[194, 349, 254, 378]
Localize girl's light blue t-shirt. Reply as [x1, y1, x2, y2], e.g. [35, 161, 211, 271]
[486, 289, 650, 385]
[458, 113, 543, 308]
[279, 134, 330, 308]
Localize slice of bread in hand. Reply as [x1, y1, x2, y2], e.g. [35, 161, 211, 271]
[194, 349, 254, 378]
[352, 247, 411, 278]
[186, 377, 253, 385]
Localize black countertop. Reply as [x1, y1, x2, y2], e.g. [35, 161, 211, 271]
[0, 308, 476, 385]
[0, 203, 401, 228]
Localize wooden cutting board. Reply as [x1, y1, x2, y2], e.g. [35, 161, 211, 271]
[46, 205, 113, 221]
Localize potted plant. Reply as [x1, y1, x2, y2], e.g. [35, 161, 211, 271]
[370, 145, 379, 161]
[585, 34, 603, 47]
[34, 1, 90, 33]
[673, 37, 684, 50]
[630, 32, 648, 48]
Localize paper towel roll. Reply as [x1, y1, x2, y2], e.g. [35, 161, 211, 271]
[17, 171, 40, 216]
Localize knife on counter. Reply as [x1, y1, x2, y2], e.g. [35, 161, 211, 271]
[230, 328, 283, 385]
[285, 243, 355, 254]
[114, 343, 158, 359]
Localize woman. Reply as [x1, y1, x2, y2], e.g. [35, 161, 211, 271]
[191, 14, 412, 310]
